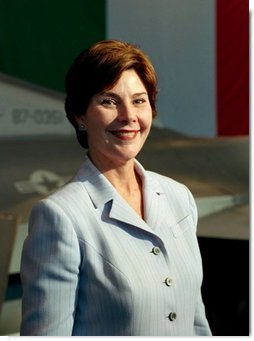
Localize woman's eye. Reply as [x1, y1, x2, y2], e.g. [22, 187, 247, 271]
[101, 98, 117, 106]
[134, 98, 146, 104]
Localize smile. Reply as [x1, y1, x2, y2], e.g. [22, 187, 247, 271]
[109, 130, 140, 140]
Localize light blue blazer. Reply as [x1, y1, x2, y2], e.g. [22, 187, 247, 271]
[20, 157, 212, 336]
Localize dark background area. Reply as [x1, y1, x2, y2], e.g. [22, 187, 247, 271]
[199, 237, 249, 336]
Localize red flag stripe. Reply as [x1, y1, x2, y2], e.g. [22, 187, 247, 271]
[216, 0, 249, 136]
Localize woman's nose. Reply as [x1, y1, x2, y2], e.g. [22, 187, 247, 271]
[118, 103, 137, 123]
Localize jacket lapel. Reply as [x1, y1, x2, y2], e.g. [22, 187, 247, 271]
[135, 161, 166, 231]
[143, 183, 165, 231]
[75, 157, 167, 234]
[109, 194, 153, 233]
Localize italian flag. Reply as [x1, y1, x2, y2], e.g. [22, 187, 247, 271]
[107, 0, 249, 137]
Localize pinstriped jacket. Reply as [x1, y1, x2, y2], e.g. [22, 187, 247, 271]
[20, 156, 212, 336]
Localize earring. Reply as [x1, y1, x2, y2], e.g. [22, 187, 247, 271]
[78, 123, 86, 131]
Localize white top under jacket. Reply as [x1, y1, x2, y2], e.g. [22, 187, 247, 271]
[20, 156, 212, 336]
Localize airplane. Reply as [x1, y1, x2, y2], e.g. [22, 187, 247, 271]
[0, 72, 249, 275]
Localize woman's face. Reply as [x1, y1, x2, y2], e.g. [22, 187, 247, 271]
[78, 69, 153, 169]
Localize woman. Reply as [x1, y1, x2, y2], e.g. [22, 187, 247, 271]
[20, 40, 211, 336]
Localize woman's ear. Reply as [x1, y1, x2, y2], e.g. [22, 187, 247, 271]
[75, 116, 86, 131]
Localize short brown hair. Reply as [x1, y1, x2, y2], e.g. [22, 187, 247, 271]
[65, 39, 158, 148]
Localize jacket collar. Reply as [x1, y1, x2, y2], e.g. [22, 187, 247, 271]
[75, 156, 115, 208]
[74, 156, 165, 233]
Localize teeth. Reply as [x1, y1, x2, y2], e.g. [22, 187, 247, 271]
[114, 131, 136, 137]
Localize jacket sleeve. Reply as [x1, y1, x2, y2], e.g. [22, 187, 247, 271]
[20, 199, 81, 336]
[194, 291, 212, 335]
[186, 186, 212, 336]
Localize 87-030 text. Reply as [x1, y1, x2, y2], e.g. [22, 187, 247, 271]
[11, 109, 64, 124]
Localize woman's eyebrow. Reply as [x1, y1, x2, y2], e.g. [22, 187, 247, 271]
[132, 92, 148, 97]
[100, 91, 148, 98]
[100, 91, 120, 98]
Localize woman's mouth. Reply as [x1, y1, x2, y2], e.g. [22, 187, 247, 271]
[109, 130, 140, 140]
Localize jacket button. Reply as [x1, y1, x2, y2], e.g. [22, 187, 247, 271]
[165, 277, 173, 286]
[168, 312, 177, 321]
[152, 246, 161, 255]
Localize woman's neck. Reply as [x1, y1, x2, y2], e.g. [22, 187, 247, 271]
[104, 163, 138, 192]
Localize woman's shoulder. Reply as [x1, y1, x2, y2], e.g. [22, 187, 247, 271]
[147, 170, 186, 191]
[146, 170, 197, 226]
[146, 170, 195, 208]
[30, 177, 90, 220]
[47, 179, 90, 208]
